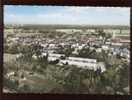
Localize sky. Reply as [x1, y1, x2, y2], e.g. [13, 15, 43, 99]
[4, 6, 130, 25]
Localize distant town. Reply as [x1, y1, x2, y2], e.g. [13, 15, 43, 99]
[3, 24, 130, 94]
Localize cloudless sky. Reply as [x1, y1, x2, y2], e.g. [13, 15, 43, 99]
[4, 6, 130, 25]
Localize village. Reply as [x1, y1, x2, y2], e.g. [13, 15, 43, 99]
[3, 24, 130, 94]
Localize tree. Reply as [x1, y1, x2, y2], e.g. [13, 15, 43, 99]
[98, 29, 105, 37]
[77, 47, 96, 59]
[64, 48, 74, 57]
[97, 29, 106, 44]
[106, 33, 112, 40]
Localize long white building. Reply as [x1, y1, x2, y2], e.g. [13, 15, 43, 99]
[59, 56, 106, 73]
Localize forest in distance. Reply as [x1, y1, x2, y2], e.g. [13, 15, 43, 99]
[5, 24, 130, 30]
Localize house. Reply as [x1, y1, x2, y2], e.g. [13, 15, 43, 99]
[48, 53, 65, 61]
[42, 52, 48, 57]
[32, 54, 37, 60]
[97, 62, 106, 72]
[105, 41, 111, 45]
[96, 48, 102, 53]
[16, 53, 23, 59]
[102, 45, 109, 50]
[6, 72, 15, 78]
[120, 40, 130, 45]
[111, 42, 123, 47]
[48, 57, 59, 61]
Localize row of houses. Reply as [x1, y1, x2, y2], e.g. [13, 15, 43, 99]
[6, 31, 130, 63]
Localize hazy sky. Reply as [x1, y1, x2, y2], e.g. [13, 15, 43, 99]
[4, 6, 130, 25]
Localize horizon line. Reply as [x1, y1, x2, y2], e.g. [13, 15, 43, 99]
[4, 23, 130, 26]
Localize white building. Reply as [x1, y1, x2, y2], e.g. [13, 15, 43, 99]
[102, 45, 109, 50]
[48, 53, 65, 61]
[59, 57, 106, 73]
[111, 43, 123, 46]
[68, 57, 97, 63]
[6, 72, 15, 78]
[96, 48, 102, 53]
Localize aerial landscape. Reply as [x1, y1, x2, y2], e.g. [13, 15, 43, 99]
[3, 6, 130, 94]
